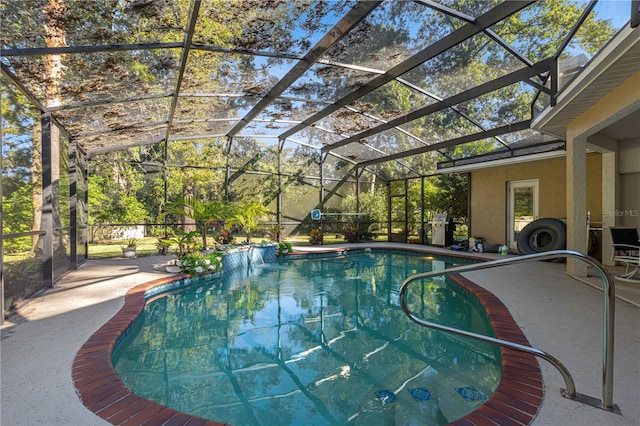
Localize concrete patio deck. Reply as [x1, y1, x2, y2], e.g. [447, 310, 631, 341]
[2, 243, 639, 425]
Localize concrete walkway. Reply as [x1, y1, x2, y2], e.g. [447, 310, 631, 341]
[2, 245, 639, 426]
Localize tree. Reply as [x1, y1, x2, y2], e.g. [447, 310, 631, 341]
[227, 200, 270, 244]
[1, 74, 42, 252]
[87, 173, 150, 241]
[341, 177, 388, 234]
[421, 174, 469, 220]
[160, 196, 229, 249]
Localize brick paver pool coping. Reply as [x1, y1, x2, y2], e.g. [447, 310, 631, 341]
[73, 251, 543, 425]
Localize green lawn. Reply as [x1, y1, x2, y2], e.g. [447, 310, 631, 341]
[5, 229, 457, 263]
[87, 234, 356, 258]
[4, 233, 401, 263]
[88, 237, 160, 259]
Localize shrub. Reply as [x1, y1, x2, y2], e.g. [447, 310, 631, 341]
[162, 229, 200, 258]
[3, 258, 38, 282]
[343, 222, 376, 243]
[3, 236, 32, 254]
[277, 241, 292, 256]
[121, 238, 138, 248]
[341, 213, 377, 243]
[156, 235, 172, 254]
[309, 228, 322, 245]
[343, 226, 358, 243]
[266, 225, 284, 242]
[359, 231, 376, 242]
[179, 252, 223, 277]
[215, 228, 234, 245]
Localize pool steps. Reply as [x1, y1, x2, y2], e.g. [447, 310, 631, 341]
[400, 249, 619, 414]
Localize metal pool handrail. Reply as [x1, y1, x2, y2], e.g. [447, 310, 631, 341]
[398, 249, 619, 413]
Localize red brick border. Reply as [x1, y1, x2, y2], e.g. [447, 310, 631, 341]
[448, 275, 543, 425]
[72, 273, 229, 426]
[73, 256, 543, 425]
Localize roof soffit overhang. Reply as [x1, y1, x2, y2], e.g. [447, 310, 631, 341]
[531, 25, 640, 138]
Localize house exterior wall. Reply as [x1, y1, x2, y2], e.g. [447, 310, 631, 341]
[469, 153, 602, 246]
[618, 138, 640, 229]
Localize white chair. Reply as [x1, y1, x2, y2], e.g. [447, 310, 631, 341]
[609, 227, 640, 282]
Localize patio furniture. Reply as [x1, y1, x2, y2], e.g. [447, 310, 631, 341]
[609, 227, 640, 282]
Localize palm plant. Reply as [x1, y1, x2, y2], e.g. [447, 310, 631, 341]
[160, 196, 229, 249]
[227, 201, 270, 244]
[160, 229, 200, 258]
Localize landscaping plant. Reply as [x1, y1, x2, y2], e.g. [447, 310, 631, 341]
[161, 229, 200, 258]
[227, 201, 270, 244]
[178, 252, 223, 277]
[160, 196, 229, 250]
[309, 228, 322, 245]
[277, 241, 293, 256]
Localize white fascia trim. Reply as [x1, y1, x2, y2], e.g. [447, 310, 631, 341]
[438, 150, 566, 174]
[532, 25, 640, 131]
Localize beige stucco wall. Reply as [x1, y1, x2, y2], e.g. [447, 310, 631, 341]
[619, 138, 640, 229]
[469, 153, 602, 245]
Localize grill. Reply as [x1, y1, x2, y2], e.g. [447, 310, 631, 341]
[430, 212, 449, 246]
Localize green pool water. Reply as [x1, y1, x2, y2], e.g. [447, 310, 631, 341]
[113, 251, 501, 425]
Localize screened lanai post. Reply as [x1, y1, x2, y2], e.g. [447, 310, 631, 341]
[41, 113, 53, 288]
[162, 158, 168, 237]
[467, 173, 472, 245]
[162, 126, 169, 238]
[387, 181, 392, 243]
[356, 167, 361, 228]
[225, 136, 232, 201]
[421, 177, 426, 245]
[1, 131, 3, 323]
[405, 179, 409, 243]
[277, 138, 284, 240]
[320, 152, 327, 245]
[69, 141, 77, 269]
[81, 146, 88, 264]
[550, 58, 559, 107]
[319, 168, 356, 211]
[601, 151, 617, 266]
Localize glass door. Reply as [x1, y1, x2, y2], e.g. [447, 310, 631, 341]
[508, 180, 538, 250]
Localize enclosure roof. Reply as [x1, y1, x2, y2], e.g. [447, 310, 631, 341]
[1, 0, 634, 178]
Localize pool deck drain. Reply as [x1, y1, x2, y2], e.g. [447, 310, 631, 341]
[2, 243, 639, 425]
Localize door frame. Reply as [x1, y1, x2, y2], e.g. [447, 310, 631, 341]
[507, 179, 539, 249]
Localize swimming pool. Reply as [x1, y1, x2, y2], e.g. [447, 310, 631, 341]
[112, 250, 502, 425]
